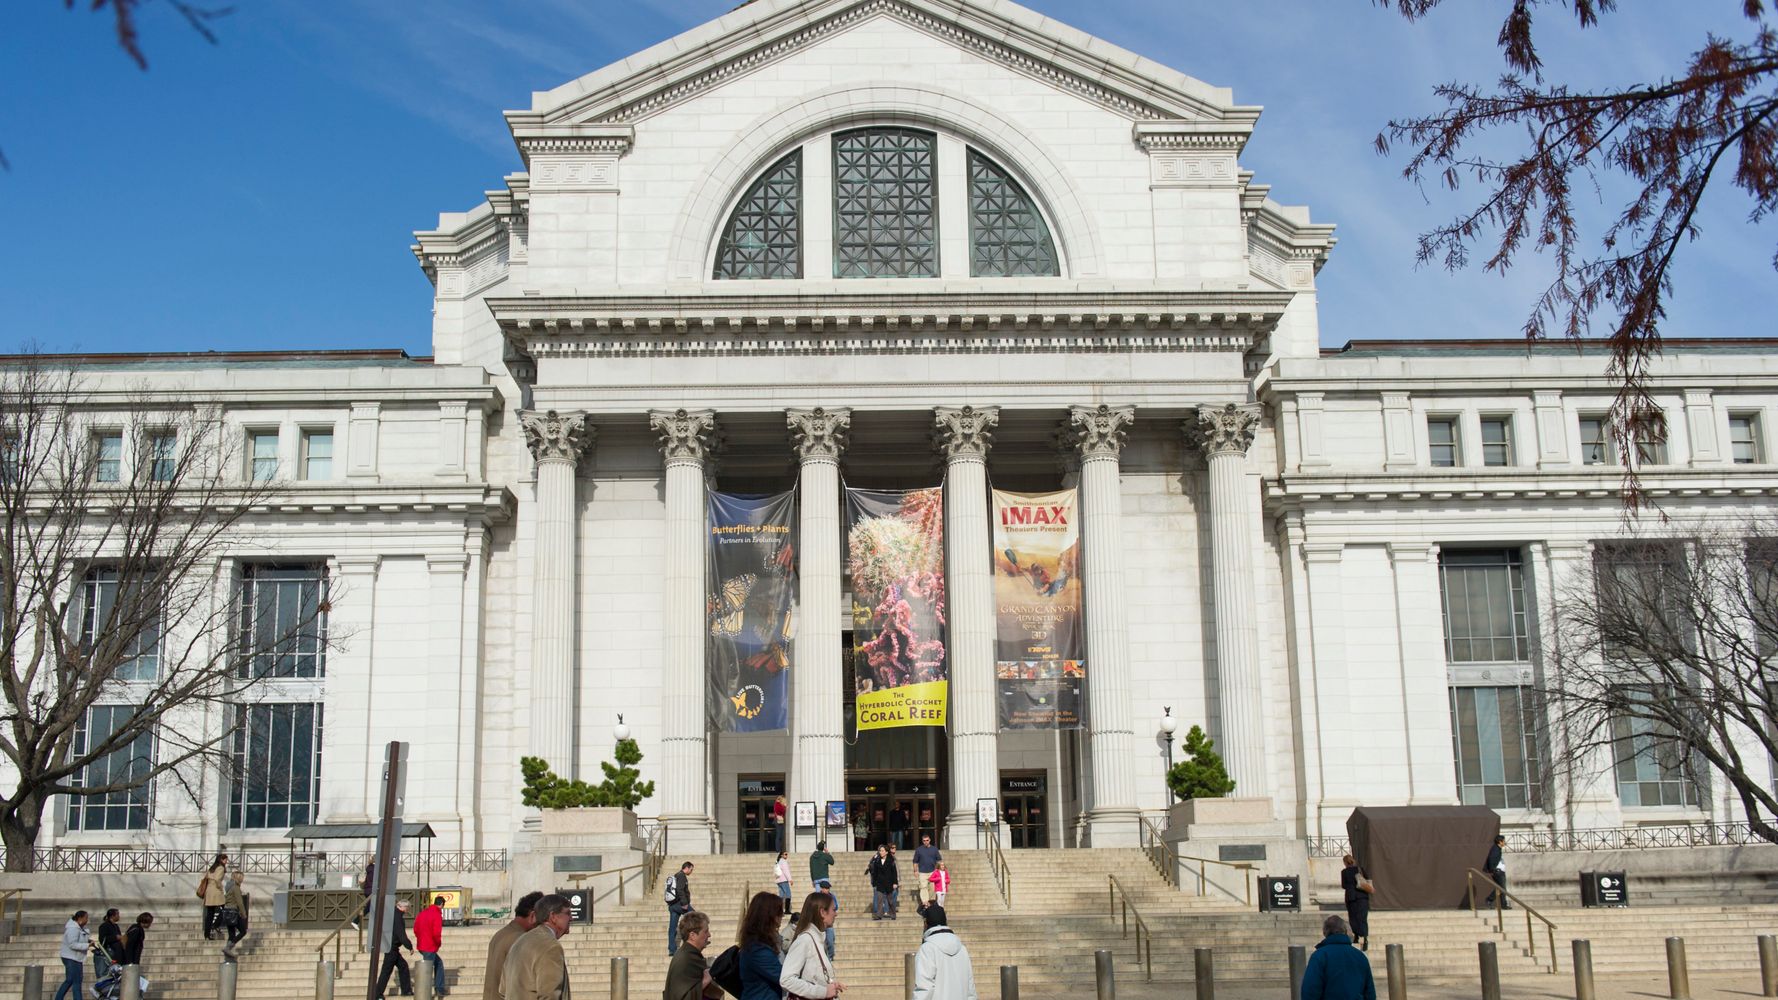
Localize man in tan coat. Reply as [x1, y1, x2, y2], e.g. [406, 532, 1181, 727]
[501, 894, 573, 1000]
[484, 891, 544, 1000]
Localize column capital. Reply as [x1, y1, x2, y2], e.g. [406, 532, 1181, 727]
[933, 405, 999, 461]
[1186, 403, 1262, 458]
[1067, 404, 1136, 460]
[787, 407, 851, 462]
[650, 408, 719, 466]
[521, 409, 594, 466]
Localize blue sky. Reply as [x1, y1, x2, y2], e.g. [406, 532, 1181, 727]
[1, 1, 1771, 356]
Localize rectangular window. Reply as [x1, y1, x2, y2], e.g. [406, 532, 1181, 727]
[1480, 417, 1514, 467]
[248, 431, 279, 482]
[93, 432, 123, 483]
[301, 430, 333, 481]
[1635, 420, 1668, 466]
[1449, 686, 1543, 810]
[1439, 549, 1531, 663]
[1427, 417, 1460, 467]
[0, 435, 19, 484]
[146, 432, 177, 483]
[1730, 413, 1762, 464]
[1611, 689, 1700, 808]
[1579, 415, 1613, 465]
[237, 564, 328, 679]
[79, 568, 160, 681]
[229, 702, 322, 829]
[68, 704, 153, 831]
[1749, 541, 1778, 660]
[1596, 543, 1691, 654]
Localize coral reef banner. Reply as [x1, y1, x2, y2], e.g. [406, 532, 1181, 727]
[846, 486, 947, 731]
[993, 488, 1085, 729]
[707, 490, 797, 732]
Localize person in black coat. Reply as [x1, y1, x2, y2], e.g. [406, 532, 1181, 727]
[121, 912, 153, 967]
[1482, 835, 1509, 909]
[866, 845, 898, 921]
[94, 910, 123, 979]
[375, 899, 415, 998]
[1339, 854, 1371, 952]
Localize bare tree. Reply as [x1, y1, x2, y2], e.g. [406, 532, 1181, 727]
[0, 353, 333, 871]
[1374, 1, 1778, 502]
[1543, 519, 1778, 844]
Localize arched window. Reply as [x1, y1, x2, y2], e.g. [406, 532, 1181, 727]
[714, 150, 802, 280]
[833, 128, 938, 278]
[968, 150, 1059, 277]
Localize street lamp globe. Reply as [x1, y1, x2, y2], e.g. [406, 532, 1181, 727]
[1158, 707, 1179, 737]
[613, 714, 631, 743]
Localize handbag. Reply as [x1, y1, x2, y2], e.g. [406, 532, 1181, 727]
[195, 876, 210, 900]
[709, 945, 744, 999]
[1357, 876, 1376, 894]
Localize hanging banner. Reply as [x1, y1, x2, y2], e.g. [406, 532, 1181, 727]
[707, 490, 797, 732]
[846, 486, 947, 731]
[993, 488, 1085, 729]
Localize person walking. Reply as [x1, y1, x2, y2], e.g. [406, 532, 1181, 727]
[912, 834, 941, 912]
[120, 912, 152, 988]
[910, 905, 975, 1000]
[416, 894, 449, 995]
[780, 892, 845, 1000]
[356, 860, 377, 930]
[866, 846, 894, 921]
[53, 910, 90, 1000]
[666, 861, 695, 956]
[738, 891, 786, 1000]
[888, 804, 908, 850]
[885, 845, 902, 918]
[772, 795, 789, 852]
[221, 870, 250, 958]
[1482, 835, 1509, 909]
[1301, 915, 1376, 1000]
[927, 863, 949, 907]
[200, 851, 228, 940]
[808, 841, 835, 891]
[483, 890, 544, 1000]
[774, 851, 794, 917]
[665, 910, 719, 1000]
[94, 909, 123, 981]
[375, 898, 416, 998]
[1339, 854, 1372, 952]
[502, 893, 574, 1000]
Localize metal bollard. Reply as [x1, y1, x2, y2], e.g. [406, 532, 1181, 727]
[1288, 945, 1307, 1000]
[1667, 938, 1691, 1000]
[1000, 966, 1019, 1000]
[1478, 942, 1500, 1000]
[1195, 948, 1214, 1000]
[119, 964, 141, 1000]
[905, 953, 916, 1000]
[612, 956, 629, 1000]
[21, 965, 43, 1000]
[1573, 940, 1595, 1000]
[314, 960, 335, 1000]
[1385, 943, 1406, 1000]
[1760, 935, 1778, 998]
[415, 955, 434, 1000]
[1094, 949, 1115, 1000]
[219, 960, 239, 1000]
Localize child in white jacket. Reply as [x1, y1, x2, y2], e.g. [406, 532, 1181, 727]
[781, 893, 845, 999]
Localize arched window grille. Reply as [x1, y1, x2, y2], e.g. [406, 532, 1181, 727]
[968, 150, 1059, 277]
[832, 128, 938, 278]
[713, 150, 802, 279]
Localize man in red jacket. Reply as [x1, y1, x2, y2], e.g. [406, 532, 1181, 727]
[414, 895, 449, 996]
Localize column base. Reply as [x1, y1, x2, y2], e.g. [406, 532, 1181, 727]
[943, 811, 1005, 850]
[1086, 807, 1142, 847]
[660, 814, 719, 856]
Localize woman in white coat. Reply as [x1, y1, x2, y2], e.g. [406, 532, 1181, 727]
[911, 905, 976, 1000]
[780, 893, 845, 1000]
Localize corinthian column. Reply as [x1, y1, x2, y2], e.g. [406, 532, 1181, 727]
[787, 408, 850, 846]
[1068, 404, 1140, 846]
[520, 410, 594, 775]
[651, 408, 719, 852]
[934, 405, 1000, 845]
[1186, 403, 1269, 799]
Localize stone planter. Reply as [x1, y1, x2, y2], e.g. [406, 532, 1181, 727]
[1166, 796, 1274, 832]
[538, 806, 639, 838]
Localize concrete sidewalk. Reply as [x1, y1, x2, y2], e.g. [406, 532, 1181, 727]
[1012, 973, 1774, 1000]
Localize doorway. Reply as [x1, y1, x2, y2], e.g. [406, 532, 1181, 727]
[1001, 772, 1048, 849]
[845, 775, 942, 851]
[737, 776, 786, 854]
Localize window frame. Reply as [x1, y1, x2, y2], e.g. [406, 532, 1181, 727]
[144, 430, 178, 483]
[236, 563, 329, 680]
[1479, 415, 1514, 467]
[832, 127, 940, 279]
[1439, 548, 1533, 664]
[712, 149, 803, 280]
[1578, 414, 1614, 466]
[300, 428, 333, 482]
[227, 701, 323, 830]
[77, 566, 161, 681]
[67, 703, 155, 832]
[91, 430, 123, 484]
[246, 428, 279, 483]
[1426, 415, 1461, 468]
[1448, 684, 1545, 811]
[1609, 685, 1703, 809]
[1730, 412, 1762, 465]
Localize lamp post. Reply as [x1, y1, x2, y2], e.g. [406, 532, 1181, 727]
[1159, 707, 1179, 801]
[614, 714, 631, 744]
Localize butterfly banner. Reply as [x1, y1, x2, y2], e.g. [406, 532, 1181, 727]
[707, 490, 797, 732]
[846, 486, 948, 731]
[993, 488, 1085, 729]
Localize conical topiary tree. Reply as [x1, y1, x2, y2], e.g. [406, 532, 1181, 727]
[1165, 725, 1237, 801]
[520, 739, 657, 810]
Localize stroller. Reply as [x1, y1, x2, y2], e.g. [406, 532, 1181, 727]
[92, 955, 149, 1000]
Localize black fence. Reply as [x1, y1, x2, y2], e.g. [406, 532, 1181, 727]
[1305, 820, 1770, 858]
[2, 847, 508, 874]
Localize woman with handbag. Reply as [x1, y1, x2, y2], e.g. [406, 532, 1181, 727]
[773, 852, 793, 917]
[198, 852, 228, 940]
[221, 871, 249, 958]
[780, 892, 845, 1000]
[1339, 853, 1373, 952]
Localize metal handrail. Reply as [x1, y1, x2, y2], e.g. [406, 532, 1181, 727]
[983, 828, 1014, 909]
[314, 901, 366, 981]
[1466, 869, 1559, 974]
[1139, 817, 1255, 906]
[0, 888, 29, 938]
[643, 823, 669, 897]
[737, 881, 752, 939]
[1106, 875, 1154, 982]
[566, 862, 652, 922]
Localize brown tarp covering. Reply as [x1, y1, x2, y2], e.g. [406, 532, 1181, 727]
[1346, 806, 1500, 910]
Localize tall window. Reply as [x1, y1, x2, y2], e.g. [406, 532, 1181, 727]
[229, 702, 322, 829]
[248, 430, 279, 482]
[92, 432, 122, 483]
[68, 704, 153, 831]
[301, 430, 333, 481]
[1480, 417, 1514, 467]
[1439, 549, 1530, 662]
[237, 564, 328, 679]
[146, 432, 177, 482]
[1427, 417, 1459, 467]
[1730, 413, 1762, 464]
[833, 128, 938, 278]
[1634, 418, 1668, 465]
[968, 150, 1059, 277]
[1611, 689, 1700, 807]
[1450, 687, 1542, 809]
[79, 568, 160, 681]
[713, 150, 802, 279]
[1579, 415, 1612, 465]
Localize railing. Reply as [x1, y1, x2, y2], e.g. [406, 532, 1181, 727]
[1106, 875, 1154, 982]
[0, 888, 29, 938]
[1466, 868, 1559, 974]
[2, 847, 507, 874]
[738, 881, 752, 932]
[643, 824, 669, 898]
[565, 862, 657, 923]
[1140, 817, 1255, 906]
[1307, 820, 1773, 858]
[983, 827, 1013, 909]
[314, 902, 366, 981]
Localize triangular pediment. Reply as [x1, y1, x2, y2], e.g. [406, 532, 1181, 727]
[505, 0, 1256, 132]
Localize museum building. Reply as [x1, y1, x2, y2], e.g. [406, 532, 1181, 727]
[33, 0, 1778, 858]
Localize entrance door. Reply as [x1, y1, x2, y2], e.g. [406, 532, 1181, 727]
[737, 776, 785, 854]
[1001, 773, 1048, 848]
[846, 776, 942, 851]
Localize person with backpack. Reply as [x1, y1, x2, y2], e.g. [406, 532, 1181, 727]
[666, 861, 695, 956]
[910, 905, 975, 1000]
[773, 851, 794, 917]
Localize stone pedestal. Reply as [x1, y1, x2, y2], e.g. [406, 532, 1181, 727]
[511, 808, 645, 901]
[1163, 796, 1305, 904]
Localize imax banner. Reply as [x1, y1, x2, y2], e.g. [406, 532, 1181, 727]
[846, 486, 947, 731]
[707, 490, 797, 732]
[993, 488, 1084, 729]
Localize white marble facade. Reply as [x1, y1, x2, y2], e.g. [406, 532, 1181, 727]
[33, 0, 1778, 857]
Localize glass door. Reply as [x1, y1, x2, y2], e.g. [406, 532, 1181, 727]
[738, 776, 785, 853]
[1000, 773, 1048, 848]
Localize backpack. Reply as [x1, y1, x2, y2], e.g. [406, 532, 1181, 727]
[709, 945, 743, 998]
[664, 876, 677, 904]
